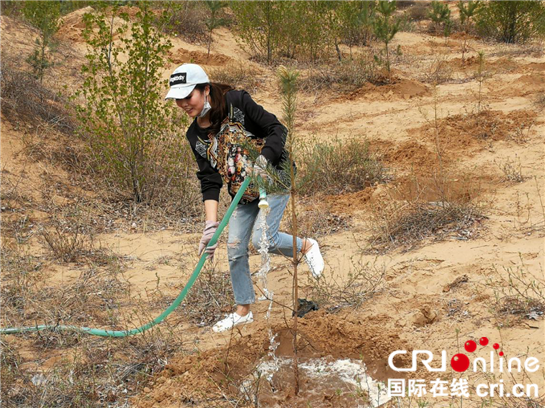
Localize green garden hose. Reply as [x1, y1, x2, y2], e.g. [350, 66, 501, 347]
[0, 178, 252, 337]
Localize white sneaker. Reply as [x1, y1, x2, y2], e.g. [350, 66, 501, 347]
[304, 238, 324, 279]
[212, 311, 254, 333]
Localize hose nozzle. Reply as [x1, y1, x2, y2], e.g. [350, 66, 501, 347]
[258, 187, 269, 209]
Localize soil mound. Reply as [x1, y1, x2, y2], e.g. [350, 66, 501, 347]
[515, 73, 545, 89]
[417, 109, 539, 154]
[134, 311, 407, 408]
[348, 78, 429, 101]
[373, 139, 439, 174]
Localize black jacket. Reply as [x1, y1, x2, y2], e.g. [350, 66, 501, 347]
[186, 90, 289, 202]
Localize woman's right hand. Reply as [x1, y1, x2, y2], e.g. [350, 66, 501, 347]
[199, 220, 219, 260]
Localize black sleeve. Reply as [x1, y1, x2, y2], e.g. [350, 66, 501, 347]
[186, 125, 223, 202]
[240, 91, 287, 164]
[194, 151, 223, 202]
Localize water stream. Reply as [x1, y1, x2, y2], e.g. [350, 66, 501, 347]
[254, 207, 280, 380]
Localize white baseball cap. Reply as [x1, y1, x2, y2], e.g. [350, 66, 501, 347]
[165, 63, 210, 100]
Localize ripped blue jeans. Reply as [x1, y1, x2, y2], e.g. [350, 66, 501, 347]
[227, 194, 303, 305]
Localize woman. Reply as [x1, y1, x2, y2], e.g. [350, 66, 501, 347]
[165, 63, 324, 332]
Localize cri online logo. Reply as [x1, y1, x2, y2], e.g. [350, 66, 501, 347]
[388, 337, 540, 373]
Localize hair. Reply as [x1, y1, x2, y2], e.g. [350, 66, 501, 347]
[195, 82, 233, 136]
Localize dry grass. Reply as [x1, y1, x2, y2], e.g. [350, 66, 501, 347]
[153, 1, 209, 43]
[534, 92, 545, 111]
[1, 239, 186, 407]
[1, 326, 186, 407]
[0, 56, 74, 134]
[283, 199, 351, 239]
[308, 258, 386, 311]
[496, 156, 525, 183]
[369, 200, 482, 252]
[297, 137, 388, 196]
[405, 2, 431, 22]
[181, 267, 234, 327]
[209, 64, 264, 94]
[298, 54, 380, 93]
[488, 259, 545, 325]
[367, 173, 485, 253]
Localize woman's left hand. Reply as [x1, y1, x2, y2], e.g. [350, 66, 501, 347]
[199, 220, 219, 260]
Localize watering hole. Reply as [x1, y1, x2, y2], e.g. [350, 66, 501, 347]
[242, 356, 390, 407]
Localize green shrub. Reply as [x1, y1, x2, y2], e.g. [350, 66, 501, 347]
[428, 0, 452, 37]
[22, 1, 62, 83]
[231, 1, 338, 64]
[476, 1, 545, 43]
[297, 138, 387, 196]
[336, 0, 376, 53]
[230, 1, 289, 64]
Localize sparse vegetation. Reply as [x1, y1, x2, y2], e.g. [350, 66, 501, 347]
[208, 64, 263, 93]
[298, 138, 388, 196]
[22, 1, 62, 83]
[153, 1, 208, 43]
[489, 259, 545, 325]
[0, 56, 74, 133]
[367, 174, 484, 252]
[204, 0, 228, 57]
[298, 54, 380, 92]
[428, 1, 452, 37]
[182, 267, 234, 327]
[284, 200, 351, 238]
[496, 156, 525, 183]
[457, 0, 480, 61]
[309, 258, 386, 310]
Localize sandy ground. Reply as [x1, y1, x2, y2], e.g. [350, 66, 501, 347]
[1, 6, 544, 408]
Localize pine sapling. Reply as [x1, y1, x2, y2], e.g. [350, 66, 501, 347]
[373, 1, 400, 79]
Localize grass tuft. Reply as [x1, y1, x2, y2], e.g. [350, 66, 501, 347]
[297, 138, 388, 196]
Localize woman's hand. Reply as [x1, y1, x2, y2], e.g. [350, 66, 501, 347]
[252, 155, 270, 181]
[199, 220, 219, 260]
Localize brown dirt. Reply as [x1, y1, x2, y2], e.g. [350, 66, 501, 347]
[133, 310, 408, 408]
[415, 109, 540, 155]
[347, 78, 430, 101]
[373, 138, 440, 172]
[322, 188, 375, 215]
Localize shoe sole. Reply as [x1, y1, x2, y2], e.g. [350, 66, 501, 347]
[212, 316, 254, 333]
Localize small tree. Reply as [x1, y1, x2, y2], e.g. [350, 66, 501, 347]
[22, 1, 62, 83]
[204, 1, 228, 57]
[231, 0, 285, 64]
[294, 0, 332, 63]
[277, 64, 301, 395]
[74, 2, 190, 205]
[336, 0, 376, 59]
[428, 1, 452, 37]
[458, 0, 480, 61]
[373, 0, 400, 77]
